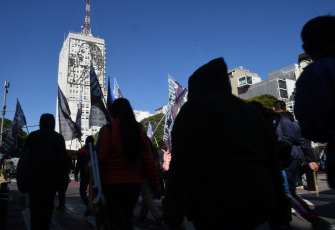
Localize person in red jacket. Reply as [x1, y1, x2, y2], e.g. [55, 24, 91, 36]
[96, 98, 160, 230]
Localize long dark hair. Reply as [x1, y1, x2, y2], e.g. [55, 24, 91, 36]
[111, 98, 144, 161]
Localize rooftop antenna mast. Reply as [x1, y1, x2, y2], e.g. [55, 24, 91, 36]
[82, 0, 92, 35]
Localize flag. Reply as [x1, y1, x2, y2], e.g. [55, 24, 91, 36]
[168, 74, 188, 119]
[75, 87, 83, 141]
[57, 85, 81, 141]
[107, 76, 115, 115]
[163, 75, 188, 151]
[89, 63, 111, 127]
[113, 77, 123, 99]
[3, 99, 27, 155]
[163, 108, 173, 151]
[147, 121, 154, 141]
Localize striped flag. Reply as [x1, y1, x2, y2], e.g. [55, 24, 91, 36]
[107, 76, 115, 115]
[113, 77, 123, 99]
[3, 99, 27, 155]
[89, 63, 111, 127]
[147, 121, 154, 141]
[75, 87, 83, 141]
[57, 85, 81, 141]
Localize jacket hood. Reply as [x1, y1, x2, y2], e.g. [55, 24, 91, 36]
[280, 111, 295, 122]
[39, 113, 55, 131]
[188, 58, 231, 100]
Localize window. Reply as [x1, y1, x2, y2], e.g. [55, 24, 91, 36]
[280, 89, 288, 98]
[278, 80, 287, 89]
[239, 77, 246, 86]
[247, 76, 252, 84]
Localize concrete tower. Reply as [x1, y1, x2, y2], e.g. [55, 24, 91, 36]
[56, 0, 106, 150]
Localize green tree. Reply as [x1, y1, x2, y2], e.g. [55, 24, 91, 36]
[140, 113, 165, 146]
[0, 118, 28, 164]
[244, 94, 278, 111]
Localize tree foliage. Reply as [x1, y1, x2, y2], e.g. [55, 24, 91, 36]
[140, 113, 165, 146]
[244, 94, 278, 111]
[0, 118, 28, 158]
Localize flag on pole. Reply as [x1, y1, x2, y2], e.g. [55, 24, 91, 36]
[163, 75, 188, 151]
[113, 77, 123, 99]
[89, 63, 111, 127]
[168, 74, 188, 120]
[3, 99, 27, 155]
[75, 87, 83, 141]
[147, 121, 154, 141]
[57, 85, 82, 141]
[107, 76, 115, 115]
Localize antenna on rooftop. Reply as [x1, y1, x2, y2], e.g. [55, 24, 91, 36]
[82, 0, 92, 35]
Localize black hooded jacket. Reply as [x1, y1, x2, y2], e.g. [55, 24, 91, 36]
[163, 58, 283, 227]
[23, 114, 69, 190]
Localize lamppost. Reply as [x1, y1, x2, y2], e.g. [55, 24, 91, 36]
[0, 81, 10, 145]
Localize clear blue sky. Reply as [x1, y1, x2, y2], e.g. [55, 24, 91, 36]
[0, 0, 333, 132]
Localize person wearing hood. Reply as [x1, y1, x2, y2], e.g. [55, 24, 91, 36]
[22, 113, 69, 229]
[295, 15, 335, 190]
[272, 100, 330, 230]
[163, 58, 283, 229]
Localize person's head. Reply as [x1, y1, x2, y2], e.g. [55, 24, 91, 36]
[111, 98, 144, 161]
[188, 57, 231, 100]
[301, 15, 335, 60]
[85, 136, 94, 145]
[273, 100, 286, 112]
[39, 113, 55, 131]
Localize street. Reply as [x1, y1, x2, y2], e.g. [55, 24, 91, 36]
[5, 172, 335, 230]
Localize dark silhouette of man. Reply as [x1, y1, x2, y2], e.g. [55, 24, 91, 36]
[163, 58, 283, 230]
[295, 15, 335, 189]
[23, 114, 69, 229]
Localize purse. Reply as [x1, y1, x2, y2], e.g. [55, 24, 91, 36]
[17, 147, 30, 193]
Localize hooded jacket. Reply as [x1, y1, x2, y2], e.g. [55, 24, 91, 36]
[163, 58, 282, 227]
[23, 114, 69, 190]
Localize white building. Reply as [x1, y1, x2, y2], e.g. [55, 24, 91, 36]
[56, 31, 106, 150]
[134, 110, 154, 122]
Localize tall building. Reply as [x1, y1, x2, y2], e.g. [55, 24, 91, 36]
[56, 0, 106, 150]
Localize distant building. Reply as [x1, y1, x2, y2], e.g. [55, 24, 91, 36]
[134, 110, 154, 122]
[228, 66, 261, 97]
[56, 1, 106, 150]
[236, 64, 297, 102]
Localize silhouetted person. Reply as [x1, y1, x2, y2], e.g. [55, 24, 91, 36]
[56, 154, 71, 210]
[163, 58, 283, 230]
[22, 114, 69, 229]
[75, 136, 94, 216]
[295, 15, 335, 190]
[96, 98, 160, 230]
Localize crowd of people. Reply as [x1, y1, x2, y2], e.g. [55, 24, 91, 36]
[16, 15, 335, 230]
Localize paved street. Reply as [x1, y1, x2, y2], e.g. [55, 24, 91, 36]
[4, 172, 335, 230]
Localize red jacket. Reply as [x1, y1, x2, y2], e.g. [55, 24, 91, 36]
[97, 118, 159, 188]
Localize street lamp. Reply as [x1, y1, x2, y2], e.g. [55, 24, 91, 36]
[0, 81, 10, 145]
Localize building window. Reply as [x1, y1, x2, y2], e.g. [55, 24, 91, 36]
[278, 80, 287, 89]
[280, 89, 288, 98]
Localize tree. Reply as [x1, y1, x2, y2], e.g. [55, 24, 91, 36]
[0, 118, 28, 158]
[140, 113, 165, 146]
[244, 94, 278, 111]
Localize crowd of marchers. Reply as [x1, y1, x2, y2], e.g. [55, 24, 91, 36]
[16, 15, 335, 230]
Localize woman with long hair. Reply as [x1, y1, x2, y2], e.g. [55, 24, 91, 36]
[96, 98, 160, 230]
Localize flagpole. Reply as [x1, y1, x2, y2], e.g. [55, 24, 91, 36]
[25, 125, 29, 135]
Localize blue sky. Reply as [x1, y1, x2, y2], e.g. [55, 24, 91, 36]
[0, 0, 333, 132]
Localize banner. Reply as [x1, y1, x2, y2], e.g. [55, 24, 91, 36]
[89, 63, 111, 127]
[3, 99, 27, 155]
[58, 85, 81, 141]
[147, 121, 154, 141]
[107, 76, 115, 115]
[113, 77, 123, 99]
[75, 87, 83, 141]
